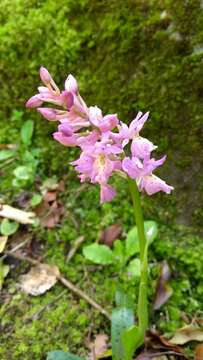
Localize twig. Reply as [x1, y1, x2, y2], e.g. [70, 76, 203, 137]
[59, 276, 111, 320]
[1, 238, 31, 262]
[4, 251, 111, 320]
[141, 350, 187, 358]
[66, 236, 85, 262]
[0, 204, 35, 224]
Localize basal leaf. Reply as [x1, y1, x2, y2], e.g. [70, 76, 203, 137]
[126, 259, 141, 279]
[21, 120, 34, 145]
[83, 243, 114, 265]
[47, 350, 84, 360]
[125, 228, 139, 259]
[113, 240, 126, 267]
[144, 221, 158, 245]
[121, 325, 143, 360]
[111, 306, 134, 360]
[126, 221, 158, 258]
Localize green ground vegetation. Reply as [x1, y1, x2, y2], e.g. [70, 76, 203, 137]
[0, 0, 203, 359]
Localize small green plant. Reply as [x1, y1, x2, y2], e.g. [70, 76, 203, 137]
[83, 220, 158, 278]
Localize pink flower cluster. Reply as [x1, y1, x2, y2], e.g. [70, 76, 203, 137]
[26, 67, 174, 203]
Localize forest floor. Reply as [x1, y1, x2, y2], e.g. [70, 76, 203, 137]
[0, 112, 202, 360]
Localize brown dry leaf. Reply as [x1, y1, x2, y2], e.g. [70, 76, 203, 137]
[145, 330, 186, 356]
[99, 224, 122, 247]
[87, 334, 109, 360]
[135, 352, 172, 359]
[20, 263, 60, 296]
[43, 191, 57, 203]
[0, 236, 8, 253]
[35, 200, 64, 228]
[153, 261, 173, 310]
[195, 344, 203, 360]
[0, 204, 35, 224]
[170, 325, 203, 345]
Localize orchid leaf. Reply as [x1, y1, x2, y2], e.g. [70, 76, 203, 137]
[47, 350, 84, 360]
[144, 221, 158, 244]
[83, 243, 114, 265]
[111, 293, 134, 360]
[21, 120, 34, 145]
[126, 259, 141, 279]
[126, 221, 158, 259]
[121, 325, 143, 360]
[113, 240, 126, 267]
[125, 228, 139, 258]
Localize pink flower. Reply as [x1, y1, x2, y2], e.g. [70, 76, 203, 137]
[122, 155, 173, 195]
[100, 184, 116, 203]
[53, 123, 77, 147]
[26, 68, 174, 202]
[26, 95, 43, 108]
[71, 141, 121, 202]
[65, 74, 78, 94]
[89, 106, 119, 132]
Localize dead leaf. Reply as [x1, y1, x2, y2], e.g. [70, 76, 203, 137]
[43, 191, 57, 203]
[35, 200, 64, 228]
[99, 224, 122, 247]
[135, 352, 174, 359]
[0, 236, 8, 253]
[87, 334, 109, 360]
[0, 204, 35, 224]
[153, 261, 173, 310]
[170, 325, 203, 345]
[195, 344, 203, 360]
[20, 263, 60, 296]
[146, 330, 186, 356]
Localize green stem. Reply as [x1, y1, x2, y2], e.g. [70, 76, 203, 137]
[128, 178, 148, 337]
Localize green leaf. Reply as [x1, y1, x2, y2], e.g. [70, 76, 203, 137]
[83, 243, 114, 265]
[126, 259, 141, 278]
[125, 228, 139, 259]
[0, 219, 19, 236]
[0, 149, 16, 161]
[111, 306, 134, 360]
[144, 221, 158, 244]
[13, 165, 31, 180]
[115, 290, 134, 309]
[125, 221, 158, 259]
[21, 120, 34, 145]
[31, 194, 42, 207]
[113, 240, 126, 267]
[121, 325, 143, 360]
[47, 350, 84, 360]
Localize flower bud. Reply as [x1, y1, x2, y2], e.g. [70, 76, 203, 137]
[26, 95, 43, 108]
[39, 66, 52, 85]
[65, 74, 78, 93]
[37, 107, 57, 121]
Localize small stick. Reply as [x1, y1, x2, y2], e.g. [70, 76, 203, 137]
[4, 251, 111, 320]
[66, 236, 85, 262]
[59, 276, 111, 320]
